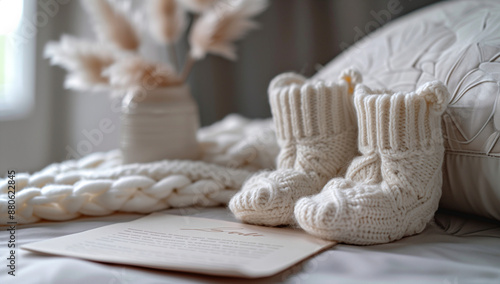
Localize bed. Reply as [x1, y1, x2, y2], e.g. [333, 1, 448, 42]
[2, 0, 500, 283]
[0, 207, 499, 283]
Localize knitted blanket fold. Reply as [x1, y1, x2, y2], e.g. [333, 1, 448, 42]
[0, 115, 279, 224]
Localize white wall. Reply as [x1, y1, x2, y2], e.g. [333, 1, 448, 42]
[61, 0, 122, 162]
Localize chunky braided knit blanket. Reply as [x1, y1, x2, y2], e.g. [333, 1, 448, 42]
[0, 115, 279, 224]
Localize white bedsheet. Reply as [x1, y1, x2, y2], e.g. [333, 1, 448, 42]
[1, 207, 499, 284]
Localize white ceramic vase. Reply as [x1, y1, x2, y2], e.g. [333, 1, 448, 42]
[120, 84, 201, 164]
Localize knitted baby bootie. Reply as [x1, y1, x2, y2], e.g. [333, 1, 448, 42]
[294, 81, 449, 245]
[229, 69, 362, 226]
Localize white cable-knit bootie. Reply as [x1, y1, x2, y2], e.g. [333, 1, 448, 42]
[229, 69, 362, 226]
[294, 81, 450, 245]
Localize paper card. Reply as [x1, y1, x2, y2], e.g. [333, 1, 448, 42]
[22, 213, 335, 278]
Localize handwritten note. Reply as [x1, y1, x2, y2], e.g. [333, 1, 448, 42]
[181, 227, 264, 237]
[22, 213, 335, 278]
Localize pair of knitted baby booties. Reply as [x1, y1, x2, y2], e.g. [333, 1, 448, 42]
[229, 68, 449, 245]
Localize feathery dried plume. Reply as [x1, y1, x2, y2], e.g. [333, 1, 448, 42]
[178, 0, 220, 13]
[233, 0, 269, 17]
[44, 35, 120, 91]
[47, 0, 268, 92]
[108, 0, 147, 35]
[81, 0, 140, 51]
[188, 0, 268, 61]
[104, 56, 181, 90]
[148, 0, 187, 44]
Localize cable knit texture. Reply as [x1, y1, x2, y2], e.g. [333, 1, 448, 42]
[0, 115, 279, 225]
[294, 81, 450, 245]
[229, 69, 362, 226]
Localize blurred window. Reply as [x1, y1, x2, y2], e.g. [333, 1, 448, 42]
[0, 0, 34, 120]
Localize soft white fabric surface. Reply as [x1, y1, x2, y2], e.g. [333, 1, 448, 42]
[1, 207, 499, 284]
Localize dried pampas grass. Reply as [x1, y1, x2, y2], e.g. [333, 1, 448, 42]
[44, 35, 120, 91]
[234, 0, 270, 17]
[188, 0, 268, 61]
[104, 56, 181, 90]
[148, 0, 187, 71]
[148, 0, 187, 44]
[81, 0, 140, 51]
[178, 0, 219, 13]
[46, 0, 268, 92]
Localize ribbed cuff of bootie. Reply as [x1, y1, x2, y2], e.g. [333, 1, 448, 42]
[268, 68, 362, 142]
[354, 81, 449, 153]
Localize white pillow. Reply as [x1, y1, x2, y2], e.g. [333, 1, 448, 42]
[314, 0, 500, 220]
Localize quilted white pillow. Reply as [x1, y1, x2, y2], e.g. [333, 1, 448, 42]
[314, 0, 500, 220]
